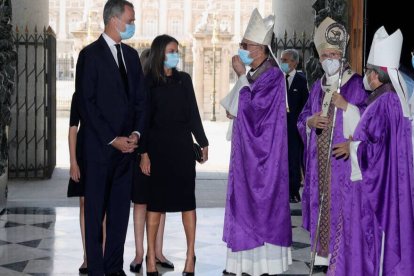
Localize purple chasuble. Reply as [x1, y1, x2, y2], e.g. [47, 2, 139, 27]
[327, 91, 414, 275]
[223, 65, 292, 251]
[297, 75, 367, 253]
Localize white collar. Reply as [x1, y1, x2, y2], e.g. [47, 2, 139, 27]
[102, 32, 119, 47]
[287, 69, 297, 77]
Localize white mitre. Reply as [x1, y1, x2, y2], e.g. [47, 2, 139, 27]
[243, 8, 274, 46]
[367, 26, 402, 69]
[367, 26, 409, 117]
[314, 17, 349, 56]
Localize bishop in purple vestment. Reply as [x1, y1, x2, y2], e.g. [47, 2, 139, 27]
[223, 59, 292, 251]
[327, 27, 414, 276]
[297, 17, 368, 266]
[222, 8, 292, 276]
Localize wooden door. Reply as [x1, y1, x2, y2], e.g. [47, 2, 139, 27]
[348, 0, 364, 74]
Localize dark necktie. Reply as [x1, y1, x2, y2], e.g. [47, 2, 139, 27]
[115, 44, 129, 95]
[285, 74, 290, 91]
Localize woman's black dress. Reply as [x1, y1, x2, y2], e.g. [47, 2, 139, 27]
[67, 92, 85, 197]
[132, 70, 208, 212]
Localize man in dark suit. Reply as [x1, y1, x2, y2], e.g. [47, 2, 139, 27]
[280, 49, 309, 203]
[76, 1, 146, 275]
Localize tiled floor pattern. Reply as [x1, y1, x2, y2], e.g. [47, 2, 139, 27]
[0, 207, 325, 276]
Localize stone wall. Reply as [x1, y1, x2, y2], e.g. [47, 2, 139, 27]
[11, 0, 49, 30]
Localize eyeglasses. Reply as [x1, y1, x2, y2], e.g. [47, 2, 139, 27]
[320, 52, 341, 59]
[239, 42, 262, 50]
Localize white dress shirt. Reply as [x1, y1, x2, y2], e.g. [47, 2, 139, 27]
[286, 69, 296, 89]
[102, 32, 127, 71]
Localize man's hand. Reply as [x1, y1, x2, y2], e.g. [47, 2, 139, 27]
[226, 110, 235, 120]
[332, 92, 348, 111]
[200, 146, 209, 164]
[129, 132, 139, 145]
[140, 153, 150, 176]
[232, 55, 246, 77]
[332, 140, 351, 160]
[307, 111, 330, 129]
[111, 136, 138, 153]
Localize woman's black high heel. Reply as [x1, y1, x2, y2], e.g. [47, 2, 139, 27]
[156, 257, 174, 269]
[146, 256, 159, 276]
[182, 256, 196, 276]
[130, 259, 143, 273]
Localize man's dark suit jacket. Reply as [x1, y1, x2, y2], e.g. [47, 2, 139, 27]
[287, 71, 308, 195]
[287, 71, 308, 135]
[76, 35, 146, 162]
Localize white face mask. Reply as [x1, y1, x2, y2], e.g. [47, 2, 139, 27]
[363, 74, 373, 91]
[321, 58, 340, 76]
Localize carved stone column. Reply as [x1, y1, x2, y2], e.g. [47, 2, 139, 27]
[58, 0, 67, 39]
[184, 0, 192, 37]
[233, 0, 241, 43]
[218, 40, 232, 121]
[133, 0, 142, 36]
[0, 0, 17, 212]
[272, 0, 314, 40]
[159, 0, 167, 34]
[192, 42, 205, 117]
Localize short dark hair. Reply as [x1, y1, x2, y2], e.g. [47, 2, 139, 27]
[367, 64, 391, 83]
[148, 34, 179, 82]
[103, 0, 134, 25]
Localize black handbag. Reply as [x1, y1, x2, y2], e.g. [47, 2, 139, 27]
[193, 143, 203, 162]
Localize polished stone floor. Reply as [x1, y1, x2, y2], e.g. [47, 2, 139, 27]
[1, 121, 325, 275]
[0, 206, 325, 276]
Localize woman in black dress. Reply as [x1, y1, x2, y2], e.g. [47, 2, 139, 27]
[142, 35, 209, 276]
[67, 92, 88, 274]
[130, 49, 173, 273]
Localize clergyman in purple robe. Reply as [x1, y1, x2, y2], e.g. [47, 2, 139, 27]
[297, 17, 368, 268]
[327, 27, 414, 276]
[221, 8, 292, 276]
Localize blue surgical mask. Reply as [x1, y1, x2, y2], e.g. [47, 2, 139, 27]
[117, 18, 135, 40]
[280, 63, 290, 74]
[164, 53, 180, 69]
[238, 49, 254, 66]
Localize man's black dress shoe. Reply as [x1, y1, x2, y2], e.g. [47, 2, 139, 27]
[130, 261, 143, 273]
[79, 267, 88, 274]
[289, 195, 301, 203]
[313, 265, 328, 273]
[105, 270, 127, 276]
[156, 257, 174, 269]
[223, 270, 252, 276]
